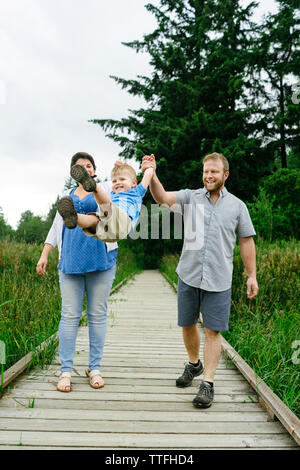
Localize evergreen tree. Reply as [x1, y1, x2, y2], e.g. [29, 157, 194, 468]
[91, 0, 272, 200]
[256, 0, 300, 169]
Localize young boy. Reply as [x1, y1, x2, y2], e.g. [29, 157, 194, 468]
[57, 162, 154, 242]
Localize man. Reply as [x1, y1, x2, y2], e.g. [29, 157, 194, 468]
[142, 152, 258, 408]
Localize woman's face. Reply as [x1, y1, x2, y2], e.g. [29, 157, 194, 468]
[75, 158, 95, 177]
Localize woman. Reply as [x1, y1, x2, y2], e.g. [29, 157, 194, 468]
[36, 152, 117, 392]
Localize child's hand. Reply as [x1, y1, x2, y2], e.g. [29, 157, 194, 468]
[142, 154, 156, 172]
[114, 160, 124, 167]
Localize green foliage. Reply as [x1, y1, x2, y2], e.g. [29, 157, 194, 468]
[0, 207, 14, 241]
[248, 169, 300, 240]
[15, 210, 48, 244]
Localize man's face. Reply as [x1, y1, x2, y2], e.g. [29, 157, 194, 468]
[202, 159, 229, 192]
[112, 171, 137, 193]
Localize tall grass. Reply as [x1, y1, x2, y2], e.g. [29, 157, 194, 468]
[0, 241, 140, 374]
[159, 240, 300, 417]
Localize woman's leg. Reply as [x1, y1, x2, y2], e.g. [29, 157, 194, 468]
[85, 265, 116, 371]
[58, 271, 85, 372]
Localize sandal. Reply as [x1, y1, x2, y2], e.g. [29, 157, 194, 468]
[85, 369, 104, 389]
[57, 372, 72, 392]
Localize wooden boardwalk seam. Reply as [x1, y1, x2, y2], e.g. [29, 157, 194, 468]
[0, 270, 298, 449]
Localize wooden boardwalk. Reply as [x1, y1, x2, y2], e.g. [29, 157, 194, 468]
[0, 270, 298, 449]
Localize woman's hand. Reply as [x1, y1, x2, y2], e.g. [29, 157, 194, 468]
[36, 255, 48, 277]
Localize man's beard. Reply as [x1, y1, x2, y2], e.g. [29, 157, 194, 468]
[204, 179, 224, 192]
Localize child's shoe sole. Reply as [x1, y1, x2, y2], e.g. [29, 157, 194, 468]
[71, 164, 96, 192]
[57, 196, 78, 229]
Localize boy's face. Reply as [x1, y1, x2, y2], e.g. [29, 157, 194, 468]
[112, 171, 137, 193]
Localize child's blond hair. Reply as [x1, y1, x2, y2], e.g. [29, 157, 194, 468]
[111, 163, 137, 182]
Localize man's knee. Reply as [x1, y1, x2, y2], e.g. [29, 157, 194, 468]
[182, 323, 199, 334]
[204, 327, 220, 337]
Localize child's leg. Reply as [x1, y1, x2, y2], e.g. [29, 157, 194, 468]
[93, 186, 112, 217]
[77, 213, 99, 233]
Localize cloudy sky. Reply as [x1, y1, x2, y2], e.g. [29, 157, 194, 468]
[0, 0, 276, 229]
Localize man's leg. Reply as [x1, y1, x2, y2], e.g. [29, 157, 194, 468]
[176, 324, 203, 387]
[192, 288, 231, 408]
[182, 324, 201, 364]
[203, 327, 222, 382]
[176, 278, 204, 387]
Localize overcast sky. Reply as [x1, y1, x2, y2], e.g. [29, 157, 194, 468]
[0, 0, 277, 229]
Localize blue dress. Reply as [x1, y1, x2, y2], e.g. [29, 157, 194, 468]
[58, 188, 117, 274]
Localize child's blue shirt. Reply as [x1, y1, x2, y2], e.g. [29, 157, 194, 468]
[111, 183, 147, 230]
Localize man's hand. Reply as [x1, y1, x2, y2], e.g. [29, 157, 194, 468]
[246, 276, 258, 299]
[142, 154, 156, 172]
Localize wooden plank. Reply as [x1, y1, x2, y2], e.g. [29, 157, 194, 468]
[25, 367, 242, 379]
[14, 381, 253, 393]
[0, 397, 264, 412]
[2, 389, 259, 403]
[0, 431, 297, 448]
[0, 408, 272, 422]
[1, 418, 287, 435]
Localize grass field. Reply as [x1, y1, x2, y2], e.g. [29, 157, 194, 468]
[0, 241, 141, 377]
[159, 240, 300, 417]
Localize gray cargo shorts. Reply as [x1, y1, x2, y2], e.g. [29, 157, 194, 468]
[177, 277, 232, 332]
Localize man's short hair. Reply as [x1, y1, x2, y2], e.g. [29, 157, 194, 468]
[111, 163, 137, 182]
[202, 152, 229, 173]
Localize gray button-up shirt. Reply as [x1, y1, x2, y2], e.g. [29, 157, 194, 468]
[174, 187, 256, 291]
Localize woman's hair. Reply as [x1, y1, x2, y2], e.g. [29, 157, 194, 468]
[70, 152, 96, 171]
[202, 152, 229, 173]
[111, 163, 137, 182]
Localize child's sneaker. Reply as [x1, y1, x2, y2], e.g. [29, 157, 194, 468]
[71, 164, 96, 192]
[57, 196, 78, 229]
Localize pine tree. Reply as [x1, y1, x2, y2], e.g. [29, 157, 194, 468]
[256, 0, 300, 169]
[91, 0, 272, 200]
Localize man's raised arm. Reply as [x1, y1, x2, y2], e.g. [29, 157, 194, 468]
[142, 155, 177, 208]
